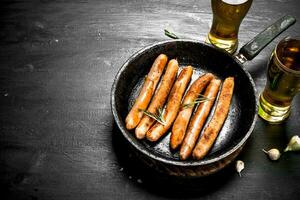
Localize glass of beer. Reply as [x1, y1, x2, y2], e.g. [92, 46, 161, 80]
[258, 36, 300, 123]
[206, 0, 253, 54]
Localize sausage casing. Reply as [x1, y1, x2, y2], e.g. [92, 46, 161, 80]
[135, 59, 179, 139]
[192, 77, 234, 160]
[170, 73, 214, 150]
[180, 79, 221, 160]
[146, 66, 193, 142]
[125, 54, 168, 130]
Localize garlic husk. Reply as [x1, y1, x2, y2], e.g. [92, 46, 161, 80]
[262, 148, 281, 161]
[284, 135, 300, 152]
[235, 160, 244, 177]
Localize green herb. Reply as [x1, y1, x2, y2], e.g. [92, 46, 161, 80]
[270, 73, 281, 90]
[139, 107, 166, 126]
[182, 94, 212, 109]
[164, 29, 180, 39]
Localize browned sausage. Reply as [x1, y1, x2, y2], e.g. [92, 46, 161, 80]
[192, 77, 234, 160]
[146, 66, 193, 142]
[125, 54, 168, 130]
[180, 79, 221, 160]
[170, 73, 214, 150]
[135, 59, 179, 139]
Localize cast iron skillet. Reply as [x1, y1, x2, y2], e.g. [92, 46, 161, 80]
[111, 15, 295, 176]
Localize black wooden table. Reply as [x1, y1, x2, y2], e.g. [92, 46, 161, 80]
[1, 0, 300, 199]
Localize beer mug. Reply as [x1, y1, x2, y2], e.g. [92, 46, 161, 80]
[258, 36, 300, 123]
[207, 0, 253, 54]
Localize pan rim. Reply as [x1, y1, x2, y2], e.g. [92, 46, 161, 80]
[111, 39, 258, 167]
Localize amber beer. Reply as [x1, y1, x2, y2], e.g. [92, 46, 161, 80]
[207, 0, 252, 53]
[258, 37, 300, 123]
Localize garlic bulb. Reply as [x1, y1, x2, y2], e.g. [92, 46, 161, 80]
[235, 160, 244, 177]
[284, 135, 300, 152]
[262, 148, 281, 161]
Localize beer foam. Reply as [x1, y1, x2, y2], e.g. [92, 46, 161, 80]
[222, 0, 248, 5]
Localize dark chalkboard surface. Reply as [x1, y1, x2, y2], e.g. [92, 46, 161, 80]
[1, 0, 300, 199]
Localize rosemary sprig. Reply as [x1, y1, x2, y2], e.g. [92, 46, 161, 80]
[139, 108, 166, 126]
[182, 94, 212, 109]
[164, 29, 180, 39]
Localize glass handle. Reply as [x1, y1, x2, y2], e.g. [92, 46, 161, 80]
[237, 15, 296, 63]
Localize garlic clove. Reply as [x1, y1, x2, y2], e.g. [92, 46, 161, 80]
[262, 148, 281, 161]
[235, 160, 244, 177]
[284, 135, 300, 152]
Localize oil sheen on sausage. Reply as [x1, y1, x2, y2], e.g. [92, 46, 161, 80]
[125, 54, 168, 130]
[146, 66, 193, 142]
[170, 73, 214, 150]
[180, 79, 221, 160]
[135, 59, 179, 139]
[192, 77, 234, 160]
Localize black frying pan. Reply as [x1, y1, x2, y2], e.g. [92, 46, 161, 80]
[111, 15, 295, 176]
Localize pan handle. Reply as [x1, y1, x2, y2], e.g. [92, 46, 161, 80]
[235, 15, 296, 64]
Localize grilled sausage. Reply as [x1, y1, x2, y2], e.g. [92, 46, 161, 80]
[146, 66, 193, 142]
[192, 77, 234, 160]
[180, 79, 221, 160]
[125, 54, 168, 130]
[135, 59, 179, 139]
[170, 73, 214, 150]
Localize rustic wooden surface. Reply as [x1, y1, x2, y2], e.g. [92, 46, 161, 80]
[1, 0, 300, 199]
